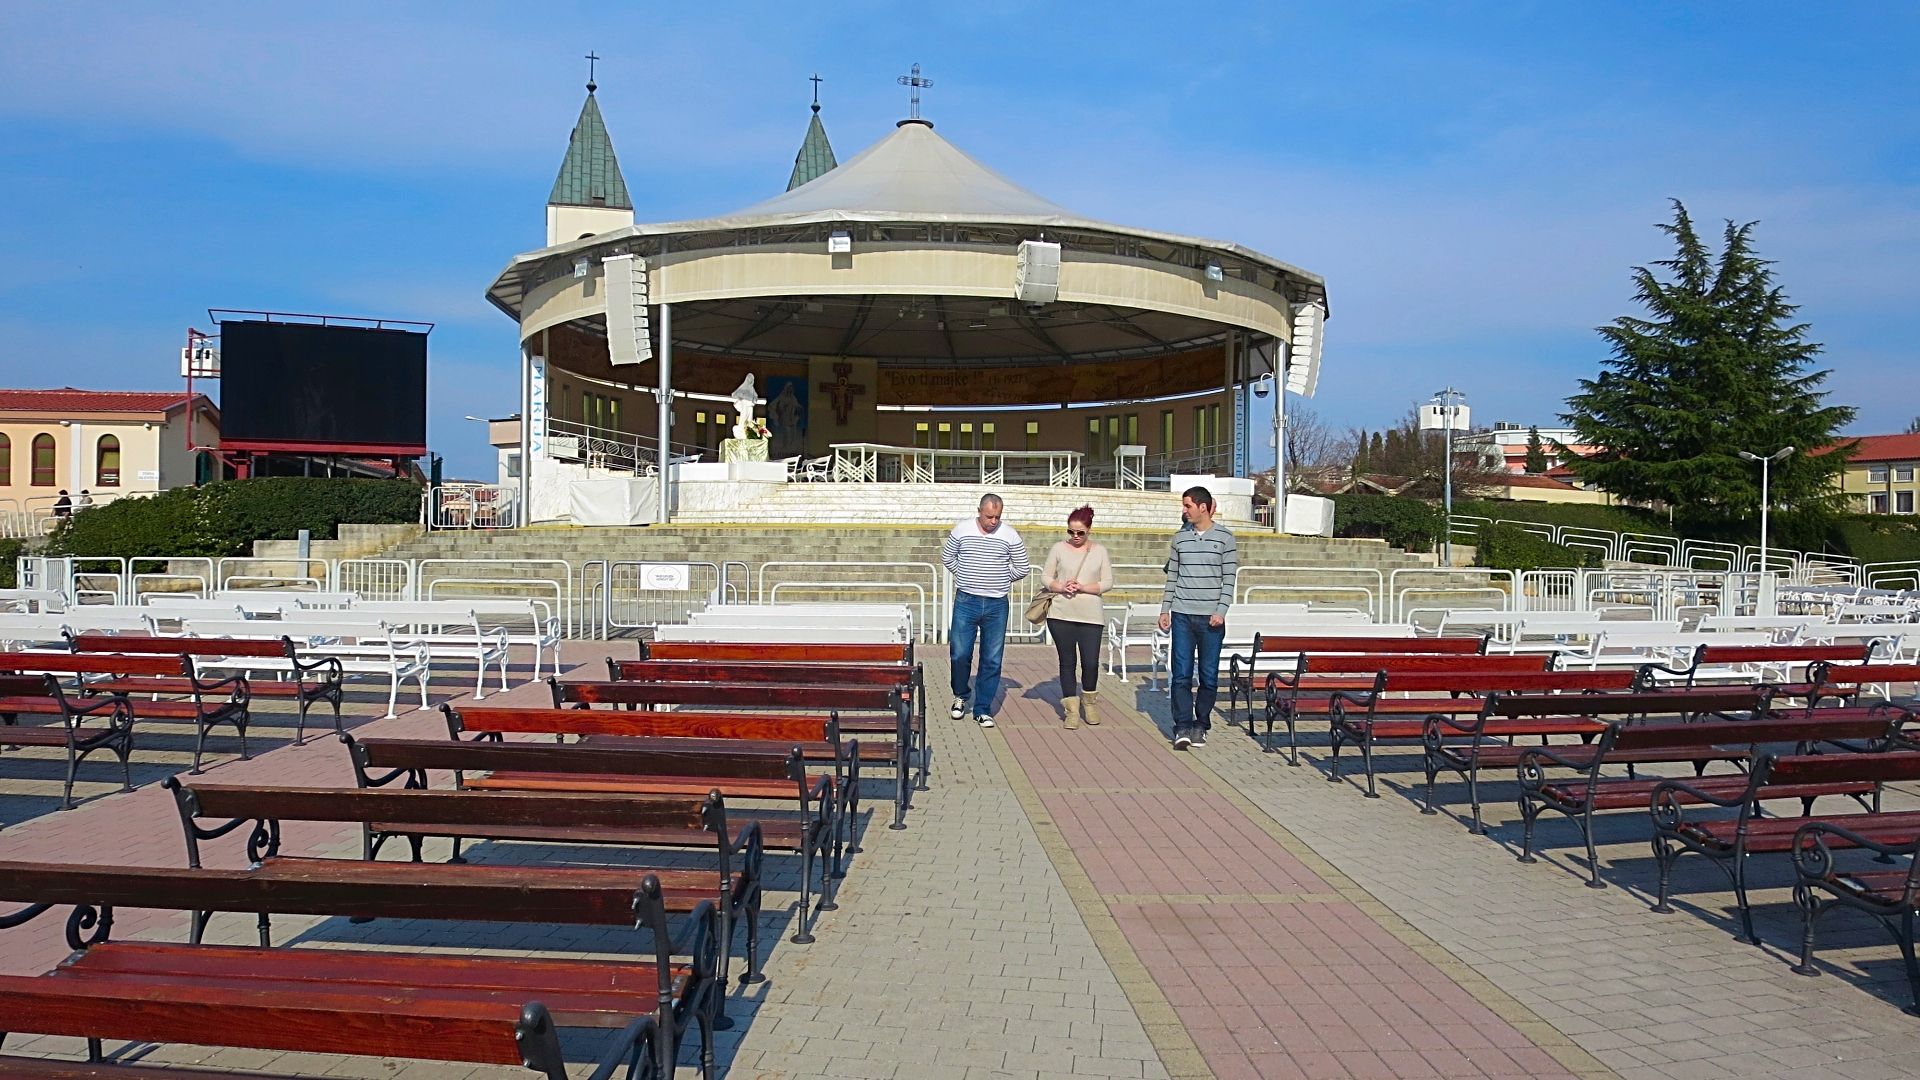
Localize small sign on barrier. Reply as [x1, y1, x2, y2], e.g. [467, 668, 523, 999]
[639, 563, 692, 591]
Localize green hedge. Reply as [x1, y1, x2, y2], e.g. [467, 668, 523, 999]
[1450, 498, 1675, 538]
[1330, 494, 1443, 552]
[1474, 522, 1602, 572]
[44, 479, 421, 561]
[1831, 516, 1920, 568]
[0, 538, 23, 589]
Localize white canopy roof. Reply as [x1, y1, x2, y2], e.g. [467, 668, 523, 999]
[492, 119, 1322, 293]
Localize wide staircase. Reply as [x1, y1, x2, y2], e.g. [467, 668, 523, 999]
[372, 522, 1480, 626]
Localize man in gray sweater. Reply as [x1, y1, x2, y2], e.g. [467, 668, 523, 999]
[1158, 486, 1238, 749]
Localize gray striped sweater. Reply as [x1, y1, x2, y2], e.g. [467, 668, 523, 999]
[1160, 525, 1238, 617]
[943, 519, 1031, 598]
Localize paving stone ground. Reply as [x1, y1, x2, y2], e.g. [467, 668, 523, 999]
[0, 639, 1916, 1079]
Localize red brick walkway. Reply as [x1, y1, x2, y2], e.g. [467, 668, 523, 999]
[992, 651, 1586, 1079]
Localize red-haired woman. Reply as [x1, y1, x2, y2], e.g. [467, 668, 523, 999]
[1041, 505, 1114, 729]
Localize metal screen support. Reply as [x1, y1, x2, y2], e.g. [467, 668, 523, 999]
[657, 301, 673, 524]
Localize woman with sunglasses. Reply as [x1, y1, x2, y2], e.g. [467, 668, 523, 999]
[1041, 506, 1114, 729]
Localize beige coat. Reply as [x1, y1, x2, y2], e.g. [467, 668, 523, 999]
[1041, 540, 1114, 625]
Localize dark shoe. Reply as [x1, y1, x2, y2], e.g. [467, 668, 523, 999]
[1189, 728, 1208, 748]
[1173, 728, 1192, 751]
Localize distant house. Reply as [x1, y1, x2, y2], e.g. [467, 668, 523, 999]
[0, 388, 221, 511]
[1826, 434, 1920, 515]
[1456, 424, 1598, 475]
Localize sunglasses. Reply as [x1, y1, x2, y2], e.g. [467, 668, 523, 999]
[1066, 529, 1088, 537]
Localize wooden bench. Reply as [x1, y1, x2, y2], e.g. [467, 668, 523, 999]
[0, 861, 713, 1080]
[1325, 670, 1644, 798]
[166, 776, 768, 990]
[557, 676, 918, 830]
[1511, 704, 1893, 884]
[348, 735, 838, 945]
[608, 657, 927, 805]
[1222, 630, 1451, 722]
[448, 703, 865, 873]
[1788, 756, 1920, 1011]
[1425, 686, 1763, 835]
[1650, 737, 1920, 943]
[68, 633, 344, 742]
[1261, 652, 1552, 763]
[0, 674, 133, 809]
[0, 653, 248, 773]
[1796, 661, 1920, 711]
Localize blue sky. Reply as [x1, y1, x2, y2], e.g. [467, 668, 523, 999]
[1, 2, 1915, 479]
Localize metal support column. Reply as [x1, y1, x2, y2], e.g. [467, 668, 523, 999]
[1273, 339, 1287, 534]
[517, 346, 532, 529]
[656, 302, 673, 524]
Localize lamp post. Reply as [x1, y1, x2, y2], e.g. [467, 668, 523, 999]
[1737, 446, 1794, 576]
[1254, 373, 1282, 533]
[1427, 388, 1468, 565]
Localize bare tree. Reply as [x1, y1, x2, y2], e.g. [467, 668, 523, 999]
[1283, 404, 1341, 473]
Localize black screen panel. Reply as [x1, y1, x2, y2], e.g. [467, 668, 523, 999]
[219, 321, 427, 448]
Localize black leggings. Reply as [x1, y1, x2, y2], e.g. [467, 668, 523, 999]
[1048, 619, 1103, 696]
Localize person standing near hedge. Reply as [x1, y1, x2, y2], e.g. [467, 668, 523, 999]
[1159, 486, 1237, 750]
[1041, 506, 1114, 730]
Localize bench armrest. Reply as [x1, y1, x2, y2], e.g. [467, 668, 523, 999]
[1791, 820, 1920, 890]
[585, 1015, 663, 1080]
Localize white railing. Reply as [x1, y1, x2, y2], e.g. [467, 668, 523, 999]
[757, 561, 942, 642]
[425, 483, 518, 529]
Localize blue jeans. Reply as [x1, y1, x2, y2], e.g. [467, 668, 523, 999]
[949, 591, 1010, 718]
[1169, 611, 1225, 731]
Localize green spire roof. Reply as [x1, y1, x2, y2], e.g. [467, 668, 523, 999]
[786, 106, 838, 191]
[548, 92, 632, 210]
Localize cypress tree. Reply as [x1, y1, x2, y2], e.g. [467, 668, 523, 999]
[1524, 427, 1549, 474]
[1561, 201, 1856, 529]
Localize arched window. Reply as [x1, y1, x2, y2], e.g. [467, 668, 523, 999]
[96, 434, 121, 487]
[0, 433, 10, 486]
[30, 433, 55, 487]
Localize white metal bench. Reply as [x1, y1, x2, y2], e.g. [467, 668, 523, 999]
[1105, 603, 1170, 686]
[1559, 628, 1771, 669]
[302, 602, 510, 697]
[652, 622, 908, 644]
[185, 617, 431, 717]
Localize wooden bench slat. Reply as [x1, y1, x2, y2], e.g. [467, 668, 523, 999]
[559, 679, 898, 711]
[614, 659, 911, 686]
[70, 634, 291, 658]
[1680, 810, 1920, 852]
[466, 772, 801, 800]
[0, 1056, 294, 1080]
[642, 642, 909, 663]
[1543, 777, 1871, 810]
[183, 783, 708, 830]
[356, 737, 799, 781]
[0, 975, 530, 1066]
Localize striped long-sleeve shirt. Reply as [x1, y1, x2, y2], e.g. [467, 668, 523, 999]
[943, 519, 1031, 598]
[1161, 525, 1238, 617]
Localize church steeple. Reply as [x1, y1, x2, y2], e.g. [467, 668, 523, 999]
[786, 74, 838, 191]
[546, 57, 634, 245]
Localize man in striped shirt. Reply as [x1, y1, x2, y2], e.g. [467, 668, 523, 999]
[943, 493, 1030, 728]
[1159, 486, 1238, 749]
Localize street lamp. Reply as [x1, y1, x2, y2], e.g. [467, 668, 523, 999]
[1737, 446, 1794, 576]
[1423, 388, 1469, 564]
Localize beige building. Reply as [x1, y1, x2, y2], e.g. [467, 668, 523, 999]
[0, 388, 221, 515]
[1835, 433, 1920, 515]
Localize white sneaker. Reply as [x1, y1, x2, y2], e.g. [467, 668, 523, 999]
[950, 698, 968, 720]
[976, 715, 996, 729]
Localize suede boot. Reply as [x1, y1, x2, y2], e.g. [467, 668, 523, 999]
[1062, 695, 1080, 730]
[1081, 690, 1101, 726]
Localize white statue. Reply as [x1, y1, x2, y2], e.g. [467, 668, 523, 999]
[729, 374, 758, 440]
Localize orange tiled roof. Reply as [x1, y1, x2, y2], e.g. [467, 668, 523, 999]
[0, 388, 210, 414]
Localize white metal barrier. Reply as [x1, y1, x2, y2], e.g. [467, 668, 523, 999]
[758, 560, 941, 642]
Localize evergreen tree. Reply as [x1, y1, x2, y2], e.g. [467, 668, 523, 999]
[1523, 427, 1549, 474]
[1368, 431, 1384, 467]
[1561, 201, 1856, 528]
[1906, 416, 1920, 435]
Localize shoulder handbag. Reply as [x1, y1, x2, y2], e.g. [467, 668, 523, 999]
[1026, 547, 1092, 625]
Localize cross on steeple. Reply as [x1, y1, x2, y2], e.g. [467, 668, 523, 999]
[585, 51, 600, 92]
[809, 72, 823, 113]
[896, 63, 932, 120]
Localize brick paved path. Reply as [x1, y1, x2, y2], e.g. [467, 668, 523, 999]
[2, 640, 1919, 1079]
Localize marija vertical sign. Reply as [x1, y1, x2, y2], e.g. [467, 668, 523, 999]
[528, 356, 548, 457]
